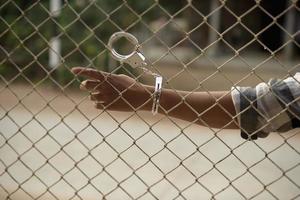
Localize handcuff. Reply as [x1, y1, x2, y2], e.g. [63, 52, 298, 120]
[107, 31, 163, 115]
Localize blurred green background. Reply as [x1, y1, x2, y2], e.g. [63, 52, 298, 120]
[1, 0, 299, 88]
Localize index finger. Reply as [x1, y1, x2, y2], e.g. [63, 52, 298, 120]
[71, 67, 110, 81]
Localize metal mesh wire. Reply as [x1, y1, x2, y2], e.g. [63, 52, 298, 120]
[1, 0, 300, 199]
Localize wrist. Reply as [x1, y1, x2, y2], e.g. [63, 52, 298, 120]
[139, 85, 155, 111]
[138, 86, 183, 114]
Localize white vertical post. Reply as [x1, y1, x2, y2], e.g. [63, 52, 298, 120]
[208, 0, 221, 56]
[283, 6, 295, 60]
[49, 0, 61, 69]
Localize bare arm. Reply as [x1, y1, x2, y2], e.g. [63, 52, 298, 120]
[154, 87, 237, 129]
[72, 67, 238, 129]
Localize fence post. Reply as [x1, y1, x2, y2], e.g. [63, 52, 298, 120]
[283, 4, 295, 60]
[207, 0, 221, 56]
[49, 0, 61, 69]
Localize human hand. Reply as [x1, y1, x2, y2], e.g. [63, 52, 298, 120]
[71, 67, 153, 112]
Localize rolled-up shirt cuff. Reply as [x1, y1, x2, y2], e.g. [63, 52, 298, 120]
[231, 86, 267, 140]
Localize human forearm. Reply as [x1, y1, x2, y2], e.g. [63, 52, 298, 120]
[72, 67, 238, 129]
[142, 86, 238, 129]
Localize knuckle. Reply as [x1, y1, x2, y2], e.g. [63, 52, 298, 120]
[90, 92, 103, 101]
[106, 74, 113, 80]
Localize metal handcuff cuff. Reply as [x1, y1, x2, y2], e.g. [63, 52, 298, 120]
[107, 32, 163, 115]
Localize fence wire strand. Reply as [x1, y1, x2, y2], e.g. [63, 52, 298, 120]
[0, 0, 300, 200]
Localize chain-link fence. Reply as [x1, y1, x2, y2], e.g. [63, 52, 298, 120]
[1, 0, 300, 199]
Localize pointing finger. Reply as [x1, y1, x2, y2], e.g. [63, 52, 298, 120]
[72, 67, 110, 81]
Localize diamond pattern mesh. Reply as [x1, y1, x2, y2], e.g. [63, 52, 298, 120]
[0, 0, 300, 199]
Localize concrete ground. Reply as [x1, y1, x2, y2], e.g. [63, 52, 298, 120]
[0, 74, 300, 200]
